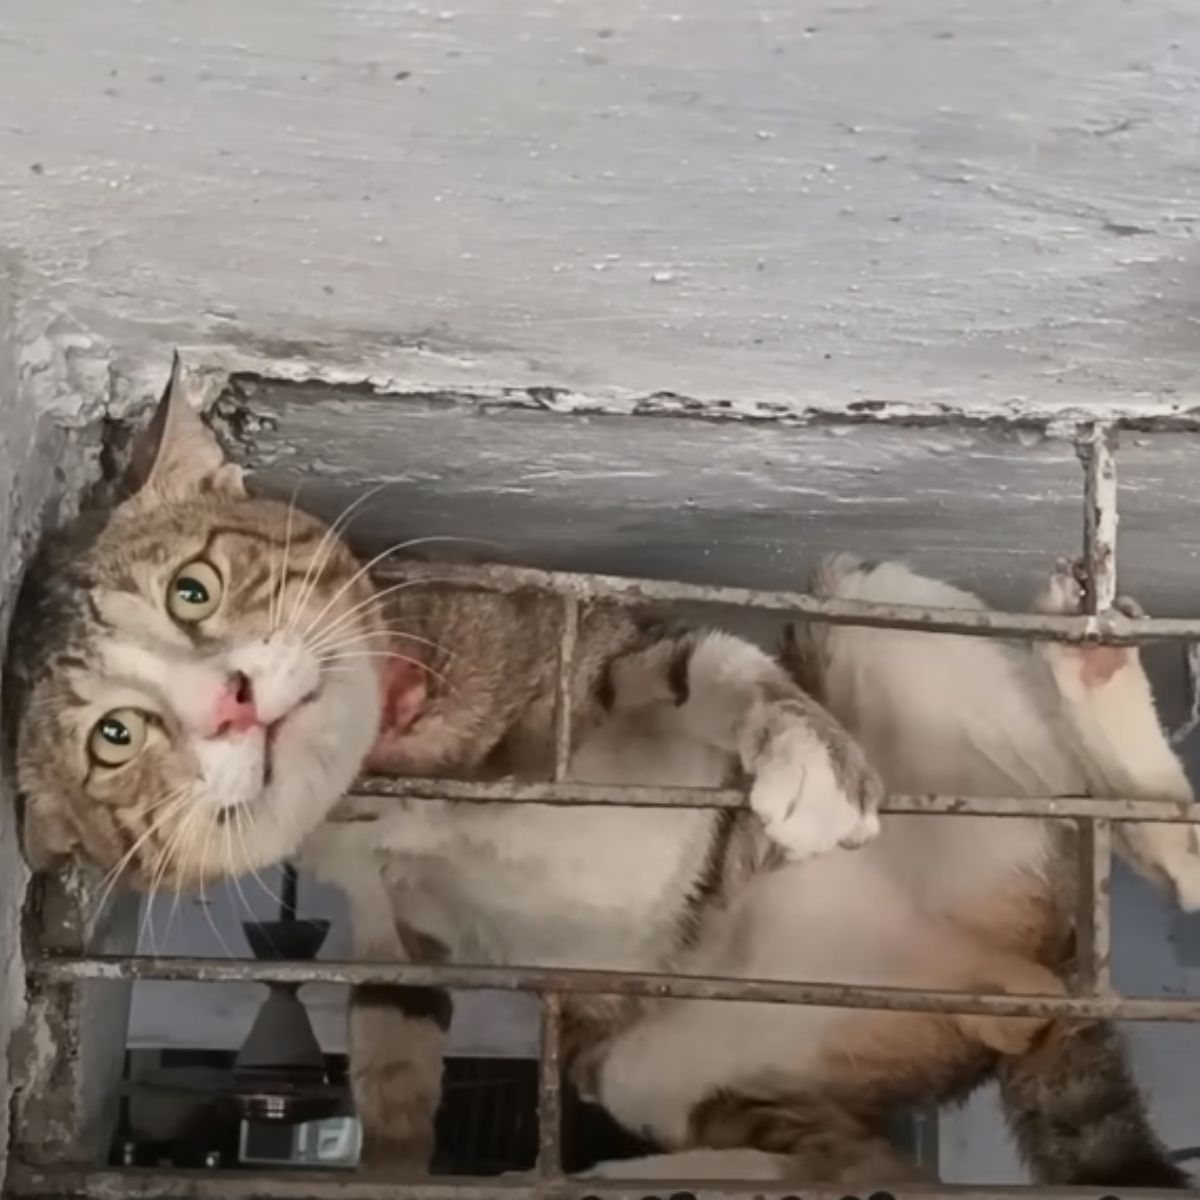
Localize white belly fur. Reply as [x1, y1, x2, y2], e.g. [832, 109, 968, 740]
[304, 710, 1052, 1146]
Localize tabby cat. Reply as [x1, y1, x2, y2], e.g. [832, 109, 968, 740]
[5, 366, 1196, 1186]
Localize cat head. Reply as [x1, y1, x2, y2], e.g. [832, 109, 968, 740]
[4, 362, 386, 889]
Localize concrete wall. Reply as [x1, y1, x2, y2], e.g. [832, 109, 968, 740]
[0, 259, 26, 1192]
[3, 0, 1200, 423]
[0, 261, 114, 1185]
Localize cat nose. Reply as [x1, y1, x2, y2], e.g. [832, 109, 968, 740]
[212, 671, 260, 735]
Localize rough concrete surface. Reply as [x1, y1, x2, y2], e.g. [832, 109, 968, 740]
[2, 0, 1200, 414]
[0, 261, 111, 1188]
[0, 260, 27, 1194]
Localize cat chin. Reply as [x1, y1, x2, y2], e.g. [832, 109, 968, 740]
[240, 670, 380, 867]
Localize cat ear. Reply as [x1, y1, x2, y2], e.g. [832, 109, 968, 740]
[124, 354, 245, 500]
[21, 796, 80, 871]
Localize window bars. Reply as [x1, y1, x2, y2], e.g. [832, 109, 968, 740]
[9, 420, 1200, 1200]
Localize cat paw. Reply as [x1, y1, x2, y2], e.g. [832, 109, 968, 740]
[1113, 594, 1146, 621]
[1124, 823, 1200, 913]
[1173, 860, 1200, 913]
[1034, 557, 1085, 615]
[1035, 557, 1146, 621]
[747, 715, 882, 860]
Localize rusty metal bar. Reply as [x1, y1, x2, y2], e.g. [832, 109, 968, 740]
[1071, 430, 1118, 998]
[537, 993, 564, 1178]
[383, 560, 1200, 644]
[33, 953, 1200, 1022]
[339, 777, 1200, 823]
[16, 1163, 1195, 1200]
[553, 599, 579, 782]
[1078, 424, 1119, 616]
[1075, 819, 1114, 995]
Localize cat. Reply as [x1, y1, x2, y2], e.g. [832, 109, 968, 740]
[4, 364, 1196, 1187]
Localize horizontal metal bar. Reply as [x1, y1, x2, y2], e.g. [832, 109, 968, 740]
[383, 560, 1200, 644]
[341, 777, 1200, 822]
[8, 1165, 1197, 1200]
[33, 954, 1200, 1022]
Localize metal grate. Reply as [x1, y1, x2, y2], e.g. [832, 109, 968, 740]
[8, 419, 1200, 1200]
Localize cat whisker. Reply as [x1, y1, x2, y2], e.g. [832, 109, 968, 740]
[139, 846, 173, 959]
[302, 575, 458, 656]
[89, 787, 191, 936]
[229, 806, 273, 902]
[283, 483, 393, 639]
[165, 877, 187, 957]
[232, 810, 291, 915]
[315, 649, 453, 692]
[142, 791, 208, 956]
[308, 626, 454, 662]
[105, 811, 190, 950]
[298, 535, 482, 646]
[224, 817, 262, 927]
[270, 480, 303, 635]
[317, 648, 430, 668]
[195, 813, 237, 960]
[91, 785, 188, 905]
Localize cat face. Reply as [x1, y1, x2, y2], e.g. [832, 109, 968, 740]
[5, 371, 383, 888]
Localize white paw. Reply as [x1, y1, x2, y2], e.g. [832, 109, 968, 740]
[1035, 557, 1147, 621]
[749, 723, 882, 860]
[1035, 557, 1084, 616]
[1124, 823, 1200, 912]
[1114, 594, 1146, 621]
[1165, 830, 1200, 913]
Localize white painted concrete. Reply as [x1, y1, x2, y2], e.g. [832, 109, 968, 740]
[3, 0, 1200, 414]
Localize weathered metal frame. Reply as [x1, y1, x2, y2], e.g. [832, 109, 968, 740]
[9, 420, 1200, 1200]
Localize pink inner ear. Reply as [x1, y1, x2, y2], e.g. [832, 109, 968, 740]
[1078, 643, 1127, 688]
[365, 656, 429, 770]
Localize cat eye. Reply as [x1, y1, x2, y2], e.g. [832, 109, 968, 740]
[168, 560, 224, 622]
[89, 709, 148, 767]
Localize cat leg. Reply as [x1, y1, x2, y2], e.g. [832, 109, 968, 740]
[604, 628, 883, 860]
[350, 978, 450, 1174]
[585, 1009, 924, 1186]
[952, 950, 1067, 1059]
[688, 1087, 927, 1185]
[1034, 558, 1200, 910]
[305, 842, 448, 1174]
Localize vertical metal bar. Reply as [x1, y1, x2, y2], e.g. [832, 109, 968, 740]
[1077, 423, 1118, 615]
[553, 598, 580, 781]
[1074, 426, 1117, 998]
[537, 992, 564, 1178]
[1076, 818, 1113, 995]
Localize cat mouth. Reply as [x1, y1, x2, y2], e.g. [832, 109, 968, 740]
[262, 688, 321, 786]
